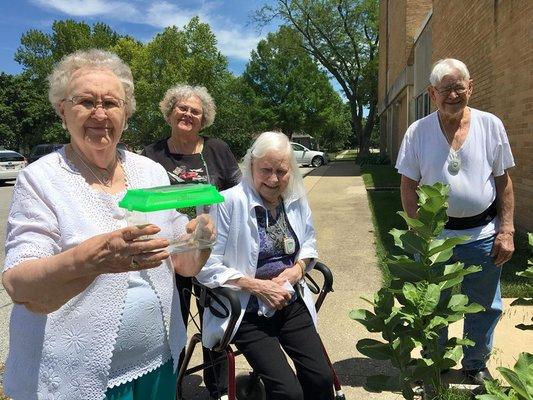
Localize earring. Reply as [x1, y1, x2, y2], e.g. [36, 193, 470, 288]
[61, 121, 67, 130]
[123, 122, 129, 131]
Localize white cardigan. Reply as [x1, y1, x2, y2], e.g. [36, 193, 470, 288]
[2, 148, 187, 400]
[196, 181, 319, 349]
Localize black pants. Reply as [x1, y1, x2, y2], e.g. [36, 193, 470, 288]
[176, 274, 228, 398]
[233, 298, 334, 400]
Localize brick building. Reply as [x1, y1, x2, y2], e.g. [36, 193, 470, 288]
[378, 0, 532, 231]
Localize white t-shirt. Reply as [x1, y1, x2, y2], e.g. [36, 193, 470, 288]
[396, 108, 515, 241]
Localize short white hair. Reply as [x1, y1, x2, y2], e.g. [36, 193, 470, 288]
[429, 58, 470, 86]
[48, 49, 136, 117]
[159, 85, 216, 130]
[242, 131, 306, 201]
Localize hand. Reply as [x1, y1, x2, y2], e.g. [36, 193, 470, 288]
[272, 265, 302, 286]
[254, 279, 292, 310]
[491, 232, 514, 266]
[186, 214, 216, 244]
[74, 224, 170, 274]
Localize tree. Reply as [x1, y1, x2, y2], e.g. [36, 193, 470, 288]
[254, 0, 379, 156]
[242, 26, 350, 148]
[0, 72, 68, 152]
[13, 20, 127, 147]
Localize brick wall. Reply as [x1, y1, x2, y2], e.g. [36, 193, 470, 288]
[432, 0, 533, 231]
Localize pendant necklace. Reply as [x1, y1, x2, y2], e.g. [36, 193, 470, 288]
[264, 203, 296, 255]
[70, 145, 120, 188]
[438, 113, 462, 175]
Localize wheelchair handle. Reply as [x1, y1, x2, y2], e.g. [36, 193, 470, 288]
[311, 261, 334, 293]
[205, 286, 242, 352]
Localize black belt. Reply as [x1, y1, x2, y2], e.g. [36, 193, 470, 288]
[445, 200, 498, 230]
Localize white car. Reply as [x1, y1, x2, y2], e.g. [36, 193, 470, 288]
[291, 142, 328, 167]
[0, 150, 27, 184]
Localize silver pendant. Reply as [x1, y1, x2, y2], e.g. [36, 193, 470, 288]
[283, 237, 296, 254]
[448, 152, 461, 175]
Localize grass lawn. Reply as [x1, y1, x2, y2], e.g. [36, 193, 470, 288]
[328, 149, 358, 161]
[361, 165, 401, 188]
[361, 165, 532, 297]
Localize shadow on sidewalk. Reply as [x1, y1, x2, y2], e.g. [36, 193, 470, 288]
[333, 357, 399, 389]
[305, 161, 362, 177]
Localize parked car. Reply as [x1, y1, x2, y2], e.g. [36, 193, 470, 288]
[291, 142, 328, 167]
[0, 150, 27, 184]
[28, 143, 64, 164]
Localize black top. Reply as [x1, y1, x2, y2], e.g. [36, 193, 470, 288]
[142, 136, 241, 191]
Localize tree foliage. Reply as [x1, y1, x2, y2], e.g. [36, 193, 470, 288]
[254, 0, 379, 155]
[241, 26, 350, 149]
[4, 16, 353, 157]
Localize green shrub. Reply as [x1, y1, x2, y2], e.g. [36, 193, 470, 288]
[351, 183, 484, 399]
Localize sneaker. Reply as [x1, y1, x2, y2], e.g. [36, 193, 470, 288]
[463, 367, 494, 386]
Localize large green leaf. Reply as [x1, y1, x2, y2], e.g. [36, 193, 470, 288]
[427, 236, 471, 264]
[500, 352, 533, 399]
[448, 294, 468, 310]
[389, 229, 427, 255]
[425, 316, 448, 332]
[419, 283, 441, 315]
[428, 236, 471, 256]
[349, 309, 385, 332]
[418, 184, 449, 202]
[397, 211, 425, 230]
[356, 339, 392, 360]
[387, 256, 428, 281]
[402, 282, 419, 307]
[497, 367, 528, 400]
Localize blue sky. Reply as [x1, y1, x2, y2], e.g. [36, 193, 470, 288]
[0, 0, 279, 76]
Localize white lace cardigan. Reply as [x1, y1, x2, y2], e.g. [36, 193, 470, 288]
[2, 148, 187, 400]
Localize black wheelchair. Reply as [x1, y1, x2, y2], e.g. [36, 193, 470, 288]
[176, 261, 345, 400]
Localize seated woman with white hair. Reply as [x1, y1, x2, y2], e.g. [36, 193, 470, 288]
[197, 131, 334, 400]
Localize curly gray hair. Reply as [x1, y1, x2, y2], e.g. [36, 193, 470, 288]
[48, 49, 136, 117]
[159, 85, 216, 129]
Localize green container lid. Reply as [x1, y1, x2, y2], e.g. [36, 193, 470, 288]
[118, 183, 224, 212]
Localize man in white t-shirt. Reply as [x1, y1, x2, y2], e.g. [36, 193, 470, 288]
[396, 58, 515, 385]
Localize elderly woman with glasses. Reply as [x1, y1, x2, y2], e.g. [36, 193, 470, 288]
[197, 131, 334, 400]
[143, 84, 241, 400]
[1, 49, 214, 400]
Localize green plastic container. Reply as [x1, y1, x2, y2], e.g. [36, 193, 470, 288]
[119, 184, 224, 253]
[119, 183, 224, 212]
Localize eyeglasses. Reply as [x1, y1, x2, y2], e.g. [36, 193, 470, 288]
[434, 85, 469, 96]
[174, 103, 203, 117]
[65, 95, 126, 112]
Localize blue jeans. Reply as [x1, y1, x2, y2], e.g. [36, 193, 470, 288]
[439, 235, 503, 370]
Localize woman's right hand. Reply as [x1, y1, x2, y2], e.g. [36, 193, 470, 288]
[254, 279, 292, 310]
[73, 224, 170, 275]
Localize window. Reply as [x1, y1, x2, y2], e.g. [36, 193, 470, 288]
[292, 143, 304, 151]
